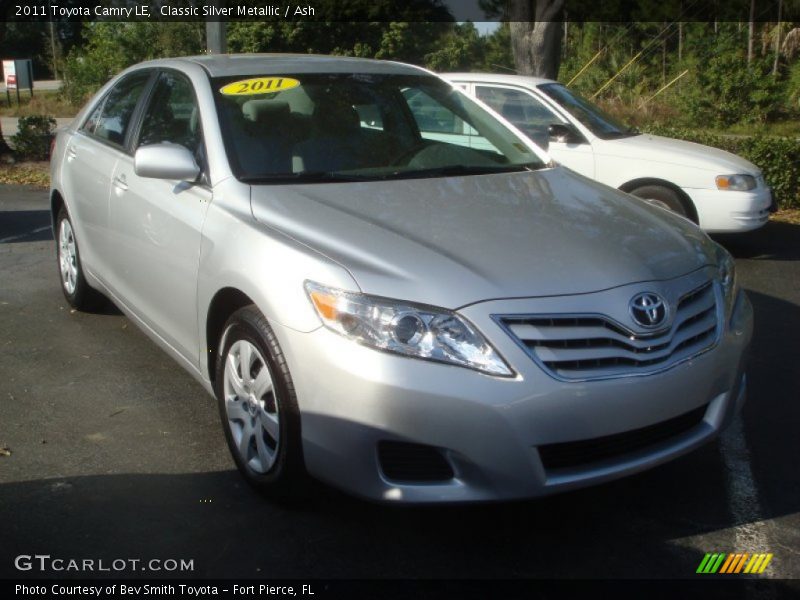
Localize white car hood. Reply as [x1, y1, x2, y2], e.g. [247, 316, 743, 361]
[595, 134, 760, 174]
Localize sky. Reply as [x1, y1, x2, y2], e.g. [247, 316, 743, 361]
[473, 22, 501, 36]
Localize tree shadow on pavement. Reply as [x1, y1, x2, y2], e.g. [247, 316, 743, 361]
[0, 209, 52, 243]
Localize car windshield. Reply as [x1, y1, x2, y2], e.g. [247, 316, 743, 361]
[538, 83, 638, 140]
[212, 72, 546, 183]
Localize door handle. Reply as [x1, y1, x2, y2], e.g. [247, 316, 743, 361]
[66, 145, 77, 160]
[113, 174, 128, 191]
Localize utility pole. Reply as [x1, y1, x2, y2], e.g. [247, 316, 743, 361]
[48, 19, 58, 80]
[206, 22, 227, 54]
[206, 0, 227, 54]
[747, 0, 755, 65]
[773, 0, 783, 76]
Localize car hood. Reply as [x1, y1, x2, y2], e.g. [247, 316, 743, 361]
[596, 133, 760, 174]
[250, 167, 716, 309]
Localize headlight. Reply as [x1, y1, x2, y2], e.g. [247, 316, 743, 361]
[714, 243, 738, 317]
[715, 174, 756, 191]
[305, 281, 513, 377]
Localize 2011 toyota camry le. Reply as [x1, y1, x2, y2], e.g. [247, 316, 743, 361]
[50, 54, 753, 503]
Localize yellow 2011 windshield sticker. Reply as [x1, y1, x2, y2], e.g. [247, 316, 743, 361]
[219, 77, 300, 96]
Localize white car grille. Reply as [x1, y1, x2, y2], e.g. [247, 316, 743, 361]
[499, 282, 719, 381]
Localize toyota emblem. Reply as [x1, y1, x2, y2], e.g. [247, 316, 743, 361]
[629, 292, 668, 328]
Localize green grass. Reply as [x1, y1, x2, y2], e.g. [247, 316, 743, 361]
[722, 121, 800, 137]
[597, 97, 800, 138]
[0, 91, 78, 118]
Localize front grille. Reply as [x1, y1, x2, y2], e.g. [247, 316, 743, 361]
[538, 404, 708, 471]
[499, 282, 718, 380]
[377, 441, 454, 483]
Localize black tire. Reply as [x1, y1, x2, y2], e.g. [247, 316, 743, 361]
[629, 184, 692, 220]
[55, 206, 105, 311]
[214, 305, 307, 498]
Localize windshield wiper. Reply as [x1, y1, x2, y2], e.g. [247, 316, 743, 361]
[378, 164, 537, 180]
[239, 171, 374, 184]
[239, 164, 540, 184]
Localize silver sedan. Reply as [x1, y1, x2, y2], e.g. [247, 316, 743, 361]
[50, 55, 753, 503]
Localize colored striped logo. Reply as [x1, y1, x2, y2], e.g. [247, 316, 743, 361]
[696, 553, 773, 574]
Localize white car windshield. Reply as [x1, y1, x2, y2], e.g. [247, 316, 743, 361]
[212, 72, 546, 183]
[538, 83, 639, 140]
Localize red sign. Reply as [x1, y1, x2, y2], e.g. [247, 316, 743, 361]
[7, 74, 16, 88]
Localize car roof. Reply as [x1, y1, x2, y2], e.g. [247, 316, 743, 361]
[441, 72, 557, 87]
[137, 54, 428, 78]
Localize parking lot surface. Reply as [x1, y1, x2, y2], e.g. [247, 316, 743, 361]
[1, 184, 798, 585]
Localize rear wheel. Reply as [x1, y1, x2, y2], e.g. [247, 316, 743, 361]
[629, 184, 692, 220]
[55, 207, 105, 310]
[215, 305, 307, 497]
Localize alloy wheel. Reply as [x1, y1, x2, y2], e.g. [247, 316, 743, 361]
[222, 339, 280, 473]
[58, 219, 78, 295]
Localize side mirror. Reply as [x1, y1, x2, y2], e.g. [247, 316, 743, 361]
[548, 123, 583, 145]
[134, 143, 200, 181]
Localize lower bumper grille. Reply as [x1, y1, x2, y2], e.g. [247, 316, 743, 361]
[378, 441, 454, 483]
[537, 404, 708, 471]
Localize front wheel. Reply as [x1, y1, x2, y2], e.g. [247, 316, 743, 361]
[215, 305, 307, 497]
[629, 184, 692, 221]
[55, 207, 105, 310]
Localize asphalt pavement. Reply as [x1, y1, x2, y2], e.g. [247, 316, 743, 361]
[0, 184, 798, 587]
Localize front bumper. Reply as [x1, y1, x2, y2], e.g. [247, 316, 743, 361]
[687, 185, 772, 233]
[273, 284, 753, 503]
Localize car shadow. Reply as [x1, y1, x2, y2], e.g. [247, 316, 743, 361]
[713, 219, 800, 261]
[91, 297, 124, 316]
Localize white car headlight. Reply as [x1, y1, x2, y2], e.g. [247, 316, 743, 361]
[714, 243, 738, 317]
[305, 281, 513, 376]
[715, 174, 756, 191]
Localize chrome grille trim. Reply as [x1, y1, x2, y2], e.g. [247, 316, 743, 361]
[494, 281, 721, 382]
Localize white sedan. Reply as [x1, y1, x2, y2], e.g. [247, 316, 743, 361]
[443, 73, 774, 233]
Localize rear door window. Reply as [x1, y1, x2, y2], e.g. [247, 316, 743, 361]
[402, 88, 498, 154]
[89, 71, 151, 148]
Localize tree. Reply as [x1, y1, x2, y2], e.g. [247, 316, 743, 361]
[227, 20, 452, 65]
[482, 23, 514, 72]
[62, 22, 204, 105]
[508, 0, 564, 78]
[425, 22, 484, 71]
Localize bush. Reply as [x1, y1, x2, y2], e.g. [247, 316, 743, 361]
[642, 126, 800, 209]
[676, 26, 786, 128]
[10, 115, 56, 161]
